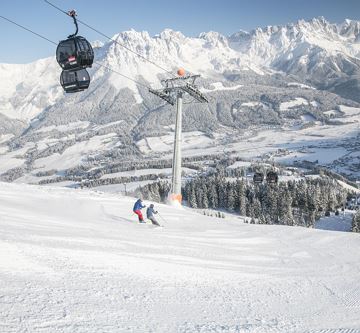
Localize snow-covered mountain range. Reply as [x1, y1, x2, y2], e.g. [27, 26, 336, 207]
[0, 17, 359, 183]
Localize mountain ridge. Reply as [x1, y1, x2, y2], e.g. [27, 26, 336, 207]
[0, 17, 359, 182]
[0, 17, 359, 124]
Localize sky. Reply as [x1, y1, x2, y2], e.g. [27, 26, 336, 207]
[0, 0, 359, 63]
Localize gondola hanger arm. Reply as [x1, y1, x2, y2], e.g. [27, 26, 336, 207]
[67, 9, 78, 38]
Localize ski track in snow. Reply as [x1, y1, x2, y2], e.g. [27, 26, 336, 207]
[0, 182, 360, 332]
[305, 330, 360, 333]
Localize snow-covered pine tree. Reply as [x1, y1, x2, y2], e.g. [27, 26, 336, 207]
[226, 182, 235, 211]
[246, 192, 255, 220]
[314, 183, 323, 219]
[189, 182, 198, 208]
[264, 185, 278, 224]
[236, 179, 247, 216]
[277, 184, 295, 226]
[209, 181, 219, 209]
[202, 183, 209, 209]
[327, 184, 337, 212]
[306, 184, 317, 227]
[352, 210, 360, 233]
[217, 178, 227, 209]
[196, 182, 205, 208]
[252, 197, 262, 220]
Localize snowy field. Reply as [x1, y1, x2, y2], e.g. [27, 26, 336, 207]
[1, 182, 360, 333]
[133, 105, 360, 179]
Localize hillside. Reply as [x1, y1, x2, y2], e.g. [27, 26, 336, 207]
[1, 182, 360, 332]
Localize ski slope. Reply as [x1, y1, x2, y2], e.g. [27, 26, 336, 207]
[0, 182, 360, 333]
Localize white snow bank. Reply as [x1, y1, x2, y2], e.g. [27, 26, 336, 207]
[241, 101, 261, 107]
[287, 82, 315, 90]
[338, 105, 360, 116]
[279, 97, 309, 111]
[200, 82, 243, 93]
[337, 180, 360, 194]
[0, 134, 14, 144]
[0, 156, 25, 174]
[227, 161, 252, 169]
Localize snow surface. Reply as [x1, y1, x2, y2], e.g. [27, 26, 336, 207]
[338, 105, 360, 117]
[301, 114, 316, 122]
[0, 134, 14, 144]
[0, 155, 24, 174]
[227, 161, 252, 169]
[33, 134, 119, 172]
[200, 82, 243, 93]
[337, 180, 360, 194]
[1, 182, 360, 332]
[287, 82, 315, 90]
[279, 98, 309, 111]
[137, 131, 213, 154]
[241, 102, 262, 107]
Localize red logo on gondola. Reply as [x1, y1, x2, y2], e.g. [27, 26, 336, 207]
[68, 56, 76, 62]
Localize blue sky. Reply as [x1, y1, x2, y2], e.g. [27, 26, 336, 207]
[0, 0, 359, 63]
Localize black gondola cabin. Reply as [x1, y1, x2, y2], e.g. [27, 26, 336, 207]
[60, 69, 90, 93]
[56, 36, 94, 71]
[266, 171, 278, 184]
[253, 172, 264, 184]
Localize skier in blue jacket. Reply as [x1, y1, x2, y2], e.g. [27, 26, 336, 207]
[146, 204, 160, 226]
[133, 198, 146, 223]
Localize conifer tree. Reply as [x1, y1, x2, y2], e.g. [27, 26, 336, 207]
[209, 182, 219, 209]
[217, 179, 227, 209]
[227, 183, 235, 211]
[236, 180, 247, 216]
[352, 210, 360, 233]
[202, 183, 209, 209]
[189, 183, 198, 208]
[252, 197, 262, 220]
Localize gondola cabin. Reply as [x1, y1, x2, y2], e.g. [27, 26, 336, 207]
[60, 69, 90, 93]
[266, 171, 278, 184]
[56, 36, 94, 71]
[253, 172, 264, 184]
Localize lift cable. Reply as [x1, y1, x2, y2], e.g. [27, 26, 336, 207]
[0, 15, 57, 46]
[43, 0, 178, 78]
[0, 13, 212, 105]
[0, 14, 152, 89]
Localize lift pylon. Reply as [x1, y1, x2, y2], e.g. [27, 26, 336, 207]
[149, 72, 208, 205]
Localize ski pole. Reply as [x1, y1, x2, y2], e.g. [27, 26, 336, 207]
[157, 212, 167, 224]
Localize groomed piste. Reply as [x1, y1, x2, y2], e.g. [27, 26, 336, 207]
[1, 182, 360, 332]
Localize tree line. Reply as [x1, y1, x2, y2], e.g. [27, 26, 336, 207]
[138, 174, 349, 228]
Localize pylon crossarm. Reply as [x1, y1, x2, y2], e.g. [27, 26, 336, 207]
[180, 83, 208, 103]
[149, 88, 176, 106]
[161, 74, 200, 87]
